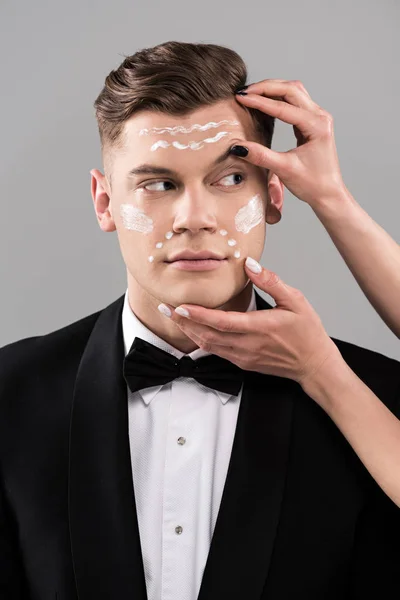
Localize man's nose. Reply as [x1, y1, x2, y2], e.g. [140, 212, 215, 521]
[172, 187, 218, 233]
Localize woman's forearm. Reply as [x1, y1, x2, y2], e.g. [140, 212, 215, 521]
[302, 351, 400, 507]
[311, 187, 400, 338]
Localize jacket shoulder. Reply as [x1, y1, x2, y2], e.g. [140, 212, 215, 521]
[0, 307, 102, 386]
[332, 335, 400, 375]
[331, 336, 400, 414]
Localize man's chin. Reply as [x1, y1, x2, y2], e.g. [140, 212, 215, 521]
[159, 284, 246, 310]
[153, 269, 250, 309]
[169, 293, 232, 310]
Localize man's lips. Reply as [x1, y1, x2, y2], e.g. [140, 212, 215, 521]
[166, 258, 226, 262]
[165, 257, 228, 271]
[166, 251, 226, 262]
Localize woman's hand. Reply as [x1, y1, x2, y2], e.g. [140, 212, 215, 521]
[231, 79, 347, 206]
[159, 257, 343, 389]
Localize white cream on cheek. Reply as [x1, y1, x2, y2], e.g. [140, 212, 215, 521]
[120, 204, 154, 233]
[119, 204, 177, 261]
[216, 195, 264, 260]
[119, 195, 263, 264]
[234, 194, 264, 234]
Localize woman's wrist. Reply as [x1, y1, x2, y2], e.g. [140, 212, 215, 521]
[300, 348, 358, 414]
[309, 185, 359, 223]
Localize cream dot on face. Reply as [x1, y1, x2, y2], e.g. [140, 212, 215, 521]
[227, 239, 237, 246]
[148, 255, 154, 263]
[234, 250, 241, 258]
[219, 229, 228, 236]
[165, 231, 174, 239]
[234, 194, 264, 234]
[156, 242, 163, 249]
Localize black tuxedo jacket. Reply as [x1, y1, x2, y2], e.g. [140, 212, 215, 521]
[1, 291, 399, 600]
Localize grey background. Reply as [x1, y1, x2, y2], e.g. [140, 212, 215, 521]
[1, 0, 399, 360]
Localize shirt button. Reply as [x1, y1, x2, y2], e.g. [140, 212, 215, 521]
[175, 526, 183, 535]
[177, 437, 186, 445]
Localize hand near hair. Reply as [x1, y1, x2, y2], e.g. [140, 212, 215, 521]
[233, 79, 400, 339]
[231, 79, 346, 206]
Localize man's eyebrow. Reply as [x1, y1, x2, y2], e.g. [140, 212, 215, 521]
[127, 144, 238, 178]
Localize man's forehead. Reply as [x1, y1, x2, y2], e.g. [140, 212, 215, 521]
[124, 99, 253, 140]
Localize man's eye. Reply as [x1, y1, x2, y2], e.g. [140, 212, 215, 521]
[143, 181, 175, 192]
[141, 173, 245, 192]
[218, 173, 245, 187]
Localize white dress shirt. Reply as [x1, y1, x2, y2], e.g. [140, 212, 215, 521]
[122, 287, 257, 600]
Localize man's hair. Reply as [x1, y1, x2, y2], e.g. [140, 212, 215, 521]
[93, 41, 275, 178]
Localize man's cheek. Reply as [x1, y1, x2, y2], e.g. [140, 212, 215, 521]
[146, 227, 177, 264]
[234, 194, 264, 234]
[119, 203, 171, 263]
[120, 203, 154, 234]
[218, 193, 265, 261]
[119, 193, 265, 265]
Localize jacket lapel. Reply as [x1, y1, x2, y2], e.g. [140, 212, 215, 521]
[197, 291, 295, 599]
[69, 293, 148, 600]
[69, 290, 295, 600]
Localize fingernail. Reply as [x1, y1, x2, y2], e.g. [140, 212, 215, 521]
[175, 307, 190, 318]
[229, 145, 249, 157]
[235, 85, 248, 94]
[245, 257, 262, 274]
[158, 303, 172, 317]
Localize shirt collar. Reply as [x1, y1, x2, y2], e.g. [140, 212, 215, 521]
[122, 287, 257, 405]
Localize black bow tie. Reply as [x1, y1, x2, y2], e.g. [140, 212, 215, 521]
[123, 337, 244, 396]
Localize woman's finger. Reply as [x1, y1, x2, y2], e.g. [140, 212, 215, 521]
[235, 93, 324, 140]
[175, 322, 248, 366]
[229, 139, 292, 179]
[242, 79, 321, 113]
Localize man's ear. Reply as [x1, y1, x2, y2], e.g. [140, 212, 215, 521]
[90, 169, 116, 232]
[265, 171, 284, 225]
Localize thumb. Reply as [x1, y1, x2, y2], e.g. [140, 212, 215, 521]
[230, 141, 288, 178]
[244, 257, 293, 309]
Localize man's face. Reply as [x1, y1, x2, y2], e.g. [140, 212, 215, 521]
[95, 98, 275, 309]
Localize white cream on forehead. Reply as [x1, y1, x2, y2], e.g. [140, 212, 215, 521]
[120, 204, 153, 233]
[150, 131, 231, 152]
[234, 194, 264, 234]
[140, 120, 240, 136]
